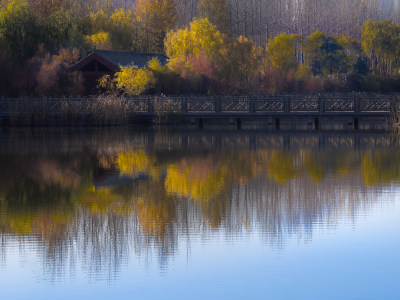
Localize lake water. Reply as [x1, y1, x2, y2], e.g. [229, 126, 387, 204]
[0, 128, 399, 300]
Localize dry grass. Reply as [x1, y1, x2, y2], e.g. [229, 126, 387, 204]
[87, 95, 132, 125]
[2, 96, 135, 126]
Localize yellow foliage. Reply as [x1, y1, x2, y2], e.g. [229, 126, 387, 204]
[0, 0, 28, 14]
[147, 57, 165, 73]
[86, 31, 111, 50]
[266, 33, 303, 71]
[165, 18, 224, 75]
[110, 8, 133, 26]
[115, 65, 155, 95]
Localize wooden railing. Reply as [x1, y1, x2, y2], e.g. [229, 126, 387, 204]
[1, 94, 400, 116]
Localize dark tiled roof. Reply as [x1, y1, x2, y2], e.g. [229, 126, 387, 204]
[94, 50, 168, 68]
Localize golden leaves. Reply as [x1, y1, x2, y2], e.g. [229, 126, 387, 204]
[115, 65, 155, 95]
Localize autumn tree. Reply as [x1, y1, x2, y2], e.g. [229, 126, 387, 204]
[109, 8, 136, 49]
[266, 33, 303, 71]
[88, 7, 110, 33]
[361, 20, 400, 75]
[165, 18, 224, 78]
[134, 0, 176, 52]
[84, 8, 112, 50]
[146, 56, 179, 94]
[219, 36, 263, 92]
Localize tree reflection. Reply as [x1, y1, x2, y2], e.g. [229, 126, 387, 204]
[266, 151, 298, 183]
[362, 151, 400, 185]
[0, 131, 399, 279]
[164, 156, 228, 202]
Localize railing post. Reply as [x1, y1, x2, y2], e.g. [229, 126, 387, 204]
[284, 96, 290, 113]
[249, 95, 256, 114]
[319, 94, 324, 113]
[181, 97, 187, 114]
[354, 94, 360, 113]
[215, 95, 222, 113]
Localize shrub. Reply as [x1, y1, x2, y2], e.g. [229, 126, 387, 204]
[35, 48, 83, 96]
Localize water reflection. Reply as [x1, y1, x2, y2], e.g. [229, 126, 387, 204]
[0, 129, 399, 279]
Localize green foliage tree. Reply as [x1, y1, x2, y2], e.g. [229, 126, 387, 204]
[319, 37, 350, 75]
[304, 31, 350, 75]
[43, 9, 85, 52]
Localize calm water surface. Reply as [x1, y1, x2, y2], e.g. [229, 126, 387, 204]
[0, 128, 399, 299]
